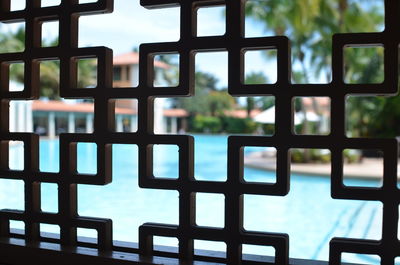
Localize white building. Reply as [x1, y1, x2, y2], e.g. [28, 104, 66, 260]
[8, 52, 188, 137]
[113, 52, 187, 134]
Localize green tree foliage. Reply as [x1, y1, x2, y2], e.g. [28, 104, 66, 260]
[39, 61, 61, 99]
[192, 115, 222, 133]
[244, 72, 268, 117]
[176, 72, 234, 117]
[345, 47, 385, 137]
[246, 0, 391, 138]
[1, 26, 96, 99]
[245, 71, 268, 85]
[208, 90, 235, 117]
[195, 71, 219, 92]
[221, 117, 258, 134]
[374, 97, 400, 138]
[0, 27, 24, 53]
[156, 53, 180, 87]
[247, 0, 382, 81]
[346, 96, 384, 137]
[242, 72, 275, 118]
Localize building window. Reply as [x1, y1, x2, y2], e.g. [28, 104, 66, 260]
[125, 65, 131, 82]
[113, 66, 121, 81]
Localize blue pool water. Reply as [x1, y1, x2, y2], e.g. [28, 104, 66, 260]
[4, 135, 385, 263]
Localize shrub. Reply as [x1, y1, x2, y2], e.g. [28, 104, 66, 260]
[261, 124, 275, 135]
[343, 149, 362, 163]
[221, 116, 258, 134]
[291, 149, 305, 163]
[290, 149, 331, 163]
[191, 115, 222, 133]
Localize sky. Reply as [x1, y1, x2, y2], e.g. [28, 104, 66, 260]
[78, 0, 275, 88]
[6, 0, 276, 89]
[5, 0, 386, 88]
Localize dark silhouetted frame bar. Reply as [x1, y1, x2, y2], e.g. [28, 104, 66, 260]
[0, 0, 398, 264]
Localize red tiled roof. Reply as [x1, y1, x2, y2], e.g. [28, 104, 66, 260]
[32, 100, 136, 115]
[113, 52, 169, 69]
[302, 97, 330, 107]
[163, 108, 189, 117]
[301, 97, 330, 115]
[224, 109, 262, 119]
[32, 100, 189, 117]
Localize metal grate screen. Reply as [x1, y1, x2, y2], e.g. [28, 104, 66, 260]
[0, 0, 398, 264]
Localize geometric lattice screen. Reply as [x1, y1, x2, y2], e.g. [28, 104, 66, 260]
[0, 0, 398, 264]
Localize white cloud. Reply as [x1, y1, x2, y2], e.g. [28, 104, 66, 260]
[197, 6, 226, 37]
[76, 0, 275, 86]
[79, 0, 180, 53]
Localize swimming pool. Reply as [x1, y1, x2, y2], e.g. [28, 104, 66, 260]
[4, 135, 383, 263]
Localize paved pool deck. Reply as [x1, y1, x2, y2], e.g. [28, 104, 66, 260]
[244, 152, 400, 180]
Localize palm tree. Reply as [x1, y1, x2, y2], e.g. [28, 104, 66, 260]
[245, 0, 385, 160]
[244, 72, 268, 118]
[0, 26, 25, 53]
[246, 0, 322, 142]
[2, 26, 96, 99]
[176, 71, 232, 117]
